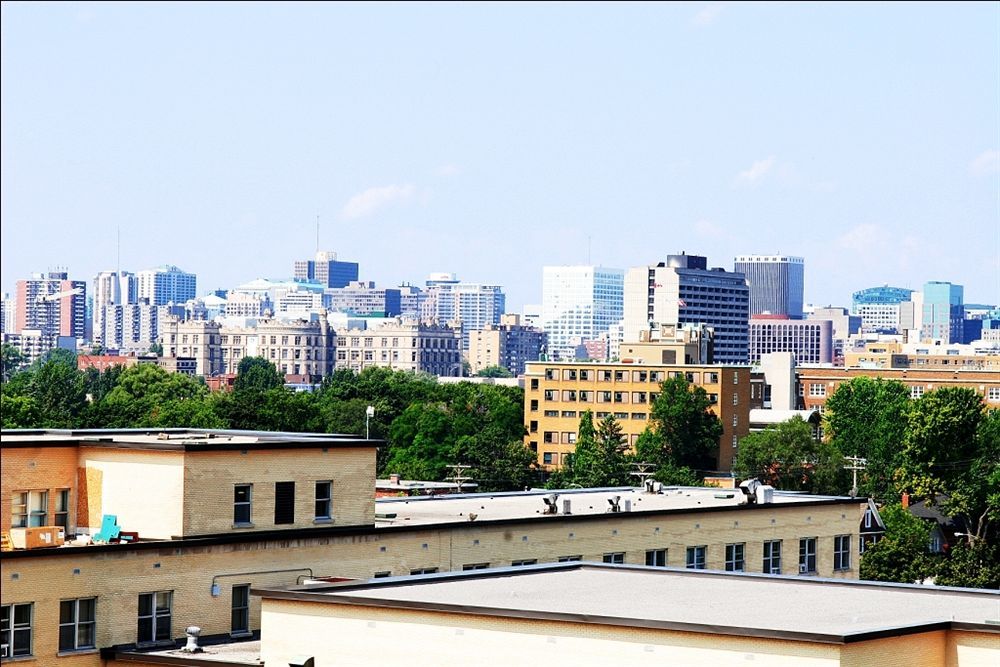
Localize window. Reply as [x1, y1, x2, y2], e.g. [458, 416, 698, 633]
[910, 385, 925, 399]
[1, 603, 33, 658]
[373, 571, 392, 578]
[11, 492, 27, 528]
[685, 546, 706, 569]
[799, 537, 817, 574]
[54, 490, 70, 532]
[274, 482, 295, 525]
[59, 598, 96, 651]
[511, 559, 537, 566]
[732, 415, 738, 427]
[725, 543, 745, 572]
[137, 591, 172, 645]
[462, 563, 490, 570]
[315, 481, 332, 520]
[988, 387, 1000, 402]
[808, 383, 827, 397]
[732, 393, 739, 406]
[645, 549, 667, 567]
[542, 452, 554, 465]
[602, 552, 625, 564]
[834, 535, 851, 571]
[15, 490, 48, 527]
[409, 568, 439, 575]
[233, 484, 252, 525]
[763, 540, 782, 574]
[558, 555, 582, 562]
[231, 585, 250, 635]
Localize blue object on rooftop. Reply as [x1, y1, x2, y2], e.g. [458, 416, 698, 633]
[93, 515, 120, 543]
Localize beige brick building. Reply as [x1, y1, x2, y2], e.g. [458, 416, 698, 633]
[796, 366, 1000, 411]
[524, 361, 753, 472]
[334, 318, 462, 376]
[2, 429, 868, 664]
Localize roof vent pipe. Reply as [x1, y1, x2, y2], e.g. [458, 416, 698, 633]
[182, 626, 203, 653]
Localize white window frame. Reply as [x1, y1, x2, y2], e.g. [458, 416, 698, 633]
[1, 602, 33, 658]
[59, 598, 96, 652]
[685, 545, 707, 569]
[314, 481, 332, 520]
[799, 537, 817, 574]
[725, 543, 745, 572]
[137, 591, 172, 645]
[602, 552, 625, 564]
[763, 540, 782, 574]
[645, 549, 667, 567]
[233, 484, 252, 525]
[834, 535, 851, 571]
[231, 585, 250, 636]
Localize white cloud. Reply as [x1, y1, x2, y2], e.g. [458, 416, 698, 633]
[340, 184, 417, 220]
[969, 149, 999, 176]
[692, 3, 725, 26]
[735, 156, 777, 186]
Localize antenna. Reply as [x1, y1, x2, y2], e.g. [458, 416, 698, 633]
[116, 227, 121, 274]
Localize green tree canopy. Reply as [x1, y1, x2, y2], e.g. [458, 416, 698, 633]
[859, 503, 935, 584]
[475, 366, 514, 378]
[734, 416, 846, 494]
[824, 377, 910, 501]
[233, 357, 285, 393]
[646, 375, 723, 474]
[1, 343, 27, 381]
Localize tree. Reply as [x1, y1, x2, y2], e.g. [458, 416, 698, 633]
[233, 357, 285, 393]
[633, 428, 701, 486]
[824, 377, 911, 501]
[933, 540, 1000, 589]
[475, 366, 514, 378]
[148, 342, 163, 356]
[23, 349, 87, 428]
[568, 411, 632, 488]
[646, 375, 723, 473]
[896, 387, 995, 542]
[859, 504, 935, 584]
[734, 416, 846, 494]
[92, 364, 214, 428]
[2, 343, 27, 381]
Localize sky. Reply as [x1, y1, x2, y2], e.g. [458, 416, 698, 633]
[2, 2, 998, 311]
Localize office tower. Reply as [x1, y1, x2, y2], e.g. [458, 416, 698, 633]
[851, 286, 914, 333]
[749, 315, 833, 364]
[623, 254, 749, 364]
[921, 281, 964, 343]
[326, 281, 402, 317]
[806, 307, 861, 364]
[467, 314, 547, 376]
[397, 283, 427, 318]
[293, 251, 359, 289]
[421, 274, 506, 349]
[541, 265, 624, 361]
[15, 271, 87, 340]
[733, 255, 804, 318]
[137, 265, 197, 306]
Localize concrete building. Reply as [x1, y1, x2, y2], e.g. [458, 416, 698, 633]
[254, 316, 335, 381]
[397, 283, 426, 317]
[843, 341, 1000, 373]
[326, 281, 402, 317]
[223, 291, 267, 318]
[466, 314, 546, 376]
[1, 329, 77, 366]
[293, 250, 360, 289]
[734, 254, 805, 318]
[136, 266, 196, 307]
[852, 286, 913, 334]
[542, 266, 624, 361]
[623, 255, 750, 364]
[922, 281, 964, 344]
[617, 323, 714, 366]
[1, 292, 16, 334]
[420, 274, 506, 349]
[797, 366, 1000, 410]
[14, 271, 87, 341]
[1, 427, 873, 665]
[159, 318, 223, 377]
[807, 307, 861, 364]
[335, 318, 462, 376]
[749, 315, 833, 365]
[524, 360, 752, 472]
[247, 564, 999, 667]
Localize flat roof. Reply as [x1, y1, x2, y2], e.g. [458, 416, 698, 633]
[259, 563, 1000, 644]
[374, 486, 858, 527]
[114, 639, 260, 665]
[0, 428, 380, 451]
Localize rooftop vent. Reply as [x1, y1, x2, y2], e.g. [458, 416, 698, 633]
[542, 494, 559, 515]
[181, 626, 203, 653]
[607, 496, 622, 513]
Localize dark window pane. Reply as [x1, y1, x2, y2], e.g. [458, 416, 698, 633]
[234, 486, 250, 503]
[60, 600, 75, 624]
[138, 594, 152, 617]
[155, 592, 171, 613]
[13, 605, 30, 625]
[233, 585, 249, 607]
[274, 482, 295, 524]
[13, 628, 30, 654]
[155, 617, 170, 641]
[78, 622, 95, 648]
[234, 504, 251, 524]
[79, 599, 95, 622]
[59, 625, 75, 651]
[138, 617, 153, 643]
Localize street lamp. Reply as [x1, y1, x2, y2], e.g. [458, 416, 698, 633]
[365, 405, 375, 439]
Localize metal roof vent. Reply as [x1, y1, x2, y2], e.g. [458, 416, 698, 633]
[181, 626, 203, 653]
[542, 494, 559, 515]
[607, 496, 622, 513]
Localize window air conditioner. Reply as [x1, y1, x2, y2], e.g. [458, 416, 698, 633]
[1, 644, 9, 658]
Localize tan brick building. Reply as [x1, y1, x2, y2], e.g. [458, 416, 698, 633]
[523, 361, 753, 472]
[2, 429, 867, 664]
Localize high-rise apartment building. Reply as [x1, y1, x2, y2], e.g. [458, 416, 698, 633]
[420, 274, 506, 349]
[293, 250, 359, 289]
[467, 314, 547, 376]
[326, 281, 402, 317]
[749, 315, 833, 365]
[14, 271, 87, 341]
[623, 255, 749, 364]
[851, 286, 913, 334]
[1, 293, 15, 335]
[542, 266, 624, 362]
[92, 270, 138, 347]
[136, 265, 197, 306]
[734, 255, 805, 318]
[921, 281, 964, 343]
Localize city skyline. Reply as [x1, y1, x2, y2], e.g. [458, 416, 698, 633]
[2, 3, 998, 310]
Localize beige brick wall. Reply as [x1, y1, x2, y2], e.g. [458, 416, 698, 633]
[0, 446, 77, 533]
[181, 447, 375, 536]
[947, 630, 1000, 667]
[77, 447, 185, 539]
[260, 598, 844, 667]
[841, 632, 946, 667]
[0, 501, 861, 664]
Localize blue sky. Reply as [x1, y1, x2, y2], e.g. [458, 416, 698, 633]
[2, 2, 998, 310]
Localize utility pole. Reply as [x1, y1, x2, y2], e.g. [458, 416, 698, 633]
[630, 461, 658, 488]
[843, 455, 867, 498]
[445, 464, 473, 494]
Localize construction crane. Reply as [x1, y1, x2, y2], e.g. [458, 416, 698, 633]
[36, 287, 83, 302]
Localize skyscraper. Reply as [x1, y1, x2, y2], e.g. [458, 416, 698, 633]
[733, 255, 804, 318]
[420, 274, 506, 349]
[623, 254, 750, 364]
[851, 286, 914, 333]
[14, 271, 87, 340]
[293, 251, 359, 289]
[921, 281, 964, 343]
[541, 265, 624, 361]
[137, 265, 197, 306]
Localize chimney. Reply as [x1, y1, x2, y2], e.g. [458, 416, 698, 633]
[389, 473, 401, 485]
[901, 492, 910, 509]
